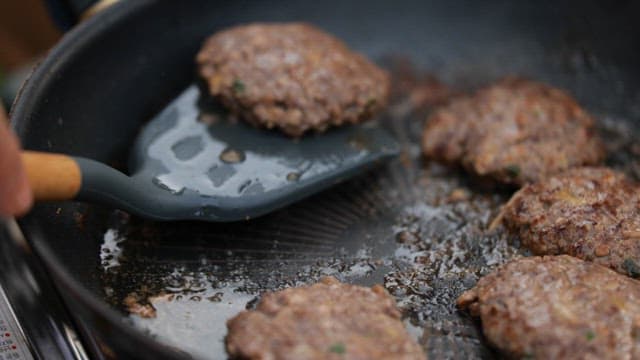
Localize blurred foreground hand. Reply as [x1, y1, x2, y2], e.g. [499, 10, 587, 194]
[0, 104, 32, 216]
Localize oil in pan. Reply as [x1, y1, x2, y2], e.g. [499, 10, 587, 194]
[98, 72, 520, 359]
[99, 53, 640, 359]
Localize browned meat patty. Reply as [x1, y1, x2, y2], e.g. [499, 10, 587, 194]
[225, 277, 425, 360]
[196, 23, 390, 137]
[422, 78, 605, 185]
[500, 167, 640, 278]
[457, 255, 640, 359]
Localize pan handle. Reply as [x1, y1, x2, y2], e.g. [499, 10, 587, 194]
[44, 0, 119, 30]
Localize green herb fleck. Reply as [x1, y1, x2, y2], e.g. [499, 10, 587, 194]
[329, 342, 346, 354]
[232, 79, 245, 94]
[533, 106, 544, 118]
[623, 258, 640, 278]
[522, 352, 535, 360]
[365, 98, 378, 111]
[505, 164, 521, 178]
[585, 329, 596, 341]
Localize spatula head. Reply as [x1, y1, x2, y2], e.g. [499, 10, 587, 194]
[127, 86, 399, 221]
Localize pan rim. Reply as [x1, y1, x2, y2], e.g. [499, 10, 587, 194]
[10, 0, 191, 358]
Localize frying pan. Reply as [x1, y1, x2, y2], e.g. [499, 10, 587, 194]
[7, 0, 640, 359]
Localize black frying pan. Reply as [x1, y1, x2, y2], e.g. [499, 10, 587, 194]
[7, 0, 640, 359]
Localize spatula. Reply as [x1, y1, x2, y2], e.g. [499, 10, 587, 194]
[21, 86, 399, 221]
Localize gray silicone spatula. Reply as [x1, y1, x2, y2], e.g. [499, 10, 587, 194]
[21, 86, 399, 221]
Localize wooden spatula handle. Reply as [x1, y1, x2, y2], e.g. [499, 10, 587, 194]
[21, 151, 82, 201]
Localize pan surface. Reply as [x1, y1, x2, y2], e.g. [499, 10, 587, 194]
[10, 0, 640, 358]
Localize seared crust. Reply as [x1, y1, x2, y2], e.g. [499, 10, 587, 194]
[422, 78, 605, 185]
[457, 255, 640, 359]
[501, 167, 640, 277]
[197, 23, 390, 137]
[225, 277, 425, 360]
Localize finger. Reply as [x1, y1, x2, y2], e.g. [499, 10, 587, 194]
[0, 103, 33, 217]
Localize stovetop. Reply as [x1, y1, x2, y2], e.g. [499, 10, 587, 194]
[0, 219, 88, 360]
[0, 285, 33, 360]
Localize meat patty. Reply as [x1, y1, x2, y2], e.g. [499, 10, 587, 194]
[422, 78, 605, 185]
[500, 167, 640, 278]
[196, 23, 390, 137]
[225, 277, 425, 360]
[457, 255, 640, 359]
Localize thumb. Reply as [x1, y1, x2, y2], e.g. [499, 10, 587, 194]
[0, 104, 33, 217]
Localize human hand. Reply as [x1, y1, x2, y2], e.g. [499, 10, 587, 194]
[0, 103, 33, 216]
